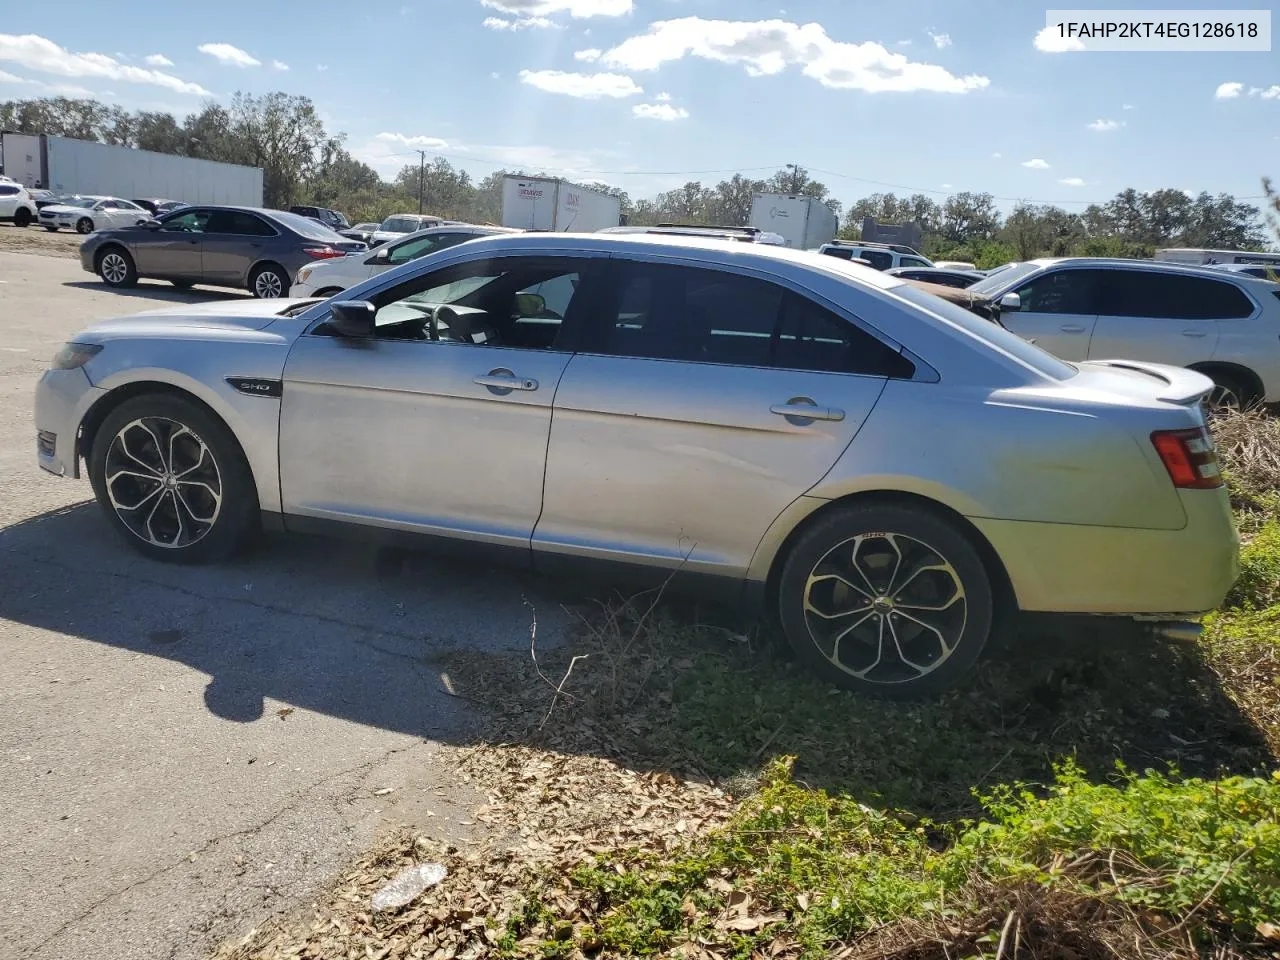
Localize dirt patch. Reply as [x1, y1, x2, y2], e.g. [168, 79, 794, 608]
[0, 224, 86, 259]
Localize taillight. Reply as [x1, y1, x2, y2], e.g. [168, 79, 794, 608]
[1151, 427, 1223, 489]
[302, 246, 345, 259]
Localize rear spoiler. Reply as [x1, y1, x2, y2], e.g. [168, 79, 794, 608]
[1085, 359, 1215, 406]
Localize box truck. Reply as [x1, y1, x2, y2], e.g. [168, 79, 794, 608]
[0, 133, 264, 206]
[501, 175, 622, 232]
[749, 193, 839, 250]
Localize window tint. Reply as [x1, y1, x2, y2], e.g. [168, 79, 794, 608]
[899, 257, 930, 268]
[589, 262, 912, 377]
[160, 209, 210, 233]
[386, 232, 471, 265]
[1013, 269, 1101, 314]
[1097, 270, 1255, 320]
[861, 250, 893, 271]
[821, 247, 853, 261]
[0, 185, 19, 196]
[206, 210, 275, 236]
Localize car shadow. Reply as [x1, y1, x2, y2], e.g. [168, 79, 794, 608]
[0, 503, 1271, 821]
[62, 280, 252, 303]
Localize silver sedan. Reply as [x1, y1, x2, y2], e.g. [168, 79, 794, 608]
[34, 233, 1239, 696]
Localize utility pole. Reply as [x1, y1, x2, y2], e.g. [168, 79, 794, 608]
[787, 162, 801, 194]
[416, 150, 427, 215]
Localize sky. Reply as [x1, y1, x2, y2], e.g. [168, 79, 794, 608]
[0, 0, 1276, 213]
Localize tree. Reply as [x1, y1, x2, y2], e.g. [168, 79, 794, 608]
[941, 191, 1000, 243]
[227, 91, 329, 207]
[710, 174, 765, 226]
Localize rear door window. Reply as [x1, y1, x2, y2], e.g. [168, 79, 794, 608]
[206, 210, 276, 236]
[1097, 270, 1255, 320]
[1012, 269, 1102, 314]
[860, 250, 893, 271]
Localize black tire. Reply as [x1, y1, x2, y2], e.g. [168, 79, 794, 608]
[170, 280, 194, 289]
[249, 263, 288, 299]
[1205, 370, 1257, 411]
[96, 247, 138, 288]
[14, 207, 32, 227]
[88, 394, 259, 564]
[314, 287, 344, 298]
[44, 226, 58, 233]
[76, 217, 94, 234]
[777, 502, 994, 698]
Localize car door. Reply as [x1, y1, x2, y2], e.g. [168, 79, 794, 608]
[201, 210, 277, 286]
[105, 198, 146, 228]
[135, 207, 209, 278]
[533, 258, 908, 582]
[278, 252, 603, 547]
[1087, 268, 1250, 365]
[998, 267, 1103, 360]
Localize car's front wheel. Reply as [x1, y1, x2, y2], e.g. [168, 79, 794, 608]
[44, 225, 59, 233]
[89, 394, 259, 564]
[14, 207, 32, 227]
[97, 248, 137, 288]
[249, 263, 288, 299]
[777, 502, 994, 698]
[76, 217, 94, 234]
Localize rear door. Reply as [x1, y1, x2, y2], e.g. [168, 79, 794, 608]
[534, 258, 910, 581]
[201, 210, 278, 286]
[1087, 269, 1252, 365]
[135, 207, 209, 278]
[998, 267, 1103, 360]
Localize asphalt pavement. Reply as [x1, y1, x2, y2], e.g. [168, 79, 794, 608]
[0, 246, 571, 960]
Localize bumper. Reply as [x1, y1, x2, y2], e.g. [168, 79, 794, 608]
[79, 245, 95, 273]
[35, 367, 106, 479]
[288, 281, 318, 297]
[972, 488, 1239, 616]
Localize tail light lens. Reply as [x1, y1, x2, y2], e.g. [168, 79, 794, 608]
[1151, 427, 1223, 489]
[302, 246, 346, 259]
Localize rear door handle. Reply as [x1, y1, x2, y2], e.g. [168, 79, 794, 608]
[1060, 324, 1087, 333]
[1182, 330, 1207, 338]
[770, 400, 845, 422]
[474, 371, 538, 392]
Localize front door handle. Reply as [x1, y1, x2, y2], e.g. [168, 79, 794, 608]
[1060, 324, 1087, 333]
[770, 399, 845, 422]
[1182, 330, 1207, 338]
[474, 370, 539, 392]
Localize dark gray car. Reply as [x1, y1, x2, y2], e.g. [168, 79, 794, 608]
[79, 206, 368, 298]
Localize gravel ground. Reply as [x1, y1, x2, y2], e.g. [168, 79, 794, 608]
[0, 224, 85, 259]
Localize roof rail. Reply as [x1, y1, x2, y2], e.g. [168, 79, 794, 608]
[656, 222, 761, 236]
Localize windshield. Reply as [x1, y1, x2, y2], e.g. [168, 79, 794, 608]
[891, 283, 1077, 381]
[273, 210, 343, 240]
[64, 198, 97, 209]
[381, 217, 418, 233]
[968, 262, 1041, 295]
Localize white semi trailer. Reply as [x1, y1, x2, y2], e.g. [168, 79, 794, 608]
[501, 175, 622, 232]
[0, 133, 264, 205]
[749, 193, 839, 250]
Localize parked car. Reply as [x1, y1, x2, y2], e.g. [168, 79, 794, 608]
[818, 240, 934, 271]
[79, 205, 367, 298]
[370, 213, 447, 246]
[1213, 263, 1280, 281]
[33, 191, 70, 210]
[934, 260, 978, 271]
[967, 258, 1280, 406]
[40, 196, 150, 234]
[0, 181, 37, 227]
[35, 233, 1238, 697]
[289, 205, 350, 232]
[291, 224, 519, 297]
[338, 222, 379, 245]
[599, 224, 786, 245]
[886, 266, 985, 289]
[132, 198, 184, 217]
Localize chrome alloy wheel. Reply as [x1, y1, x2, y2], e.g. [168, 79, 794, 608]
[802, 533, 967, 685]
[254, 269, 283, 298]
[100, 252, 129, 284]
[104, 417, 223, 549]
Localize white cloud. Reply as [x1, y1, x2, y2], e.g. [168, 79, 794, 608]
[601, 17, 988, 93]
[375, 132, 450, 149]
[928, 31, 952, 49]
[1261, 85, 1280, 99]
[483, 15, 555, 29]
[1033, 26, 1085, 52]
[896, 39, 913, 46]
[1059, 177, 1086, 187]
[197, 42, 260, 68]
[0, 68, 36, 84]
[990, 151, 1002, 159]
[1021, 158, 1050, 169]
[271, 59, 289, 71]
[1215, 81, 1244, 99]
[574, 48, 603, 61]
[490, 71, 501, 79]
[1122, 102, 1135, 109]
[654, 90, 672, 101]
[481, 0, 631, 17]
[940, 182, 953, 189]
[518, 68, 642, 98]
[0, 33, 209, 95]
[633, 102, 689, 120]
[1087, 117, 1124, 131]
[316, 63, 329, 72]
[143, 53, 174, 67]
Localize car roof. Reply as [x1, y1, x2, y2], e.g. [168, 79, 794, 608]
[1023, 256, 1275, 281]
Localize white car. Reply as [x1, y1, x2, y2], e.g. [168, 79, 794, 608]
[935, 260, 978, 271]
[38, 196, 150, 234]
[0, 181, 37, 227]
[369, 213, 450, 247]
[818, 241, 934, 271]
[291, 224, 517, 297]
[967, 257, 1280, 406]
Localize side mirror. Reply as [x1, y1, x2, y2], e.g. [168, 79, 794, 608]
[999, 292, 1022, 311]
[514, 292, 546, 318]
[329, 300, 376, 338]
[141, 219, 161, 229]
[371, 246, 390, 263]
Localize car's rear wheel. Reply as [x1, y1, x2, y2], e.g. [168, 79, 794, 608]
[777, 502, 993, 698]
[250, 263, 288, 299]
[76, 217, 94, 234]
[1205, 370, 1258, 411]
[44, 225, 58, 233]
[314, 287, 344, 298]
[89, 394, 259, 564]
[97, 248, 137, 288]
[14, 207, 32, 227]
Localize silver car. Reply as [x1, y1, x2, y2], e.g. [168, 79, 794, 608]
[34, 234, 1239, 696]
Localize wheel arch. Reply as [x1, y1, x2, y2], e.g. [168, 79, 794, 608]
[758, 489, 1018, 626]
[92, 241, 131, 271]
[1186, 361, 1264, 405]
[246, 259, 292, 290]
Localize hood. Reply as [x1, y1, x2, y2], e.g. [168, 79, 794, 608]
[82, 298, 319, 339]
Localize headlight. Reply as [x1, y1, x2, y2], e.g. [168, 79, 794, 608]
[296, 265, 314, 284]
[51, 342, 103, 370]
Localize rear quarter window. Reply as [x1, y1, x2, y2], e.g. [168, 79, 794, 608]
[0, 185, 19, 196]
